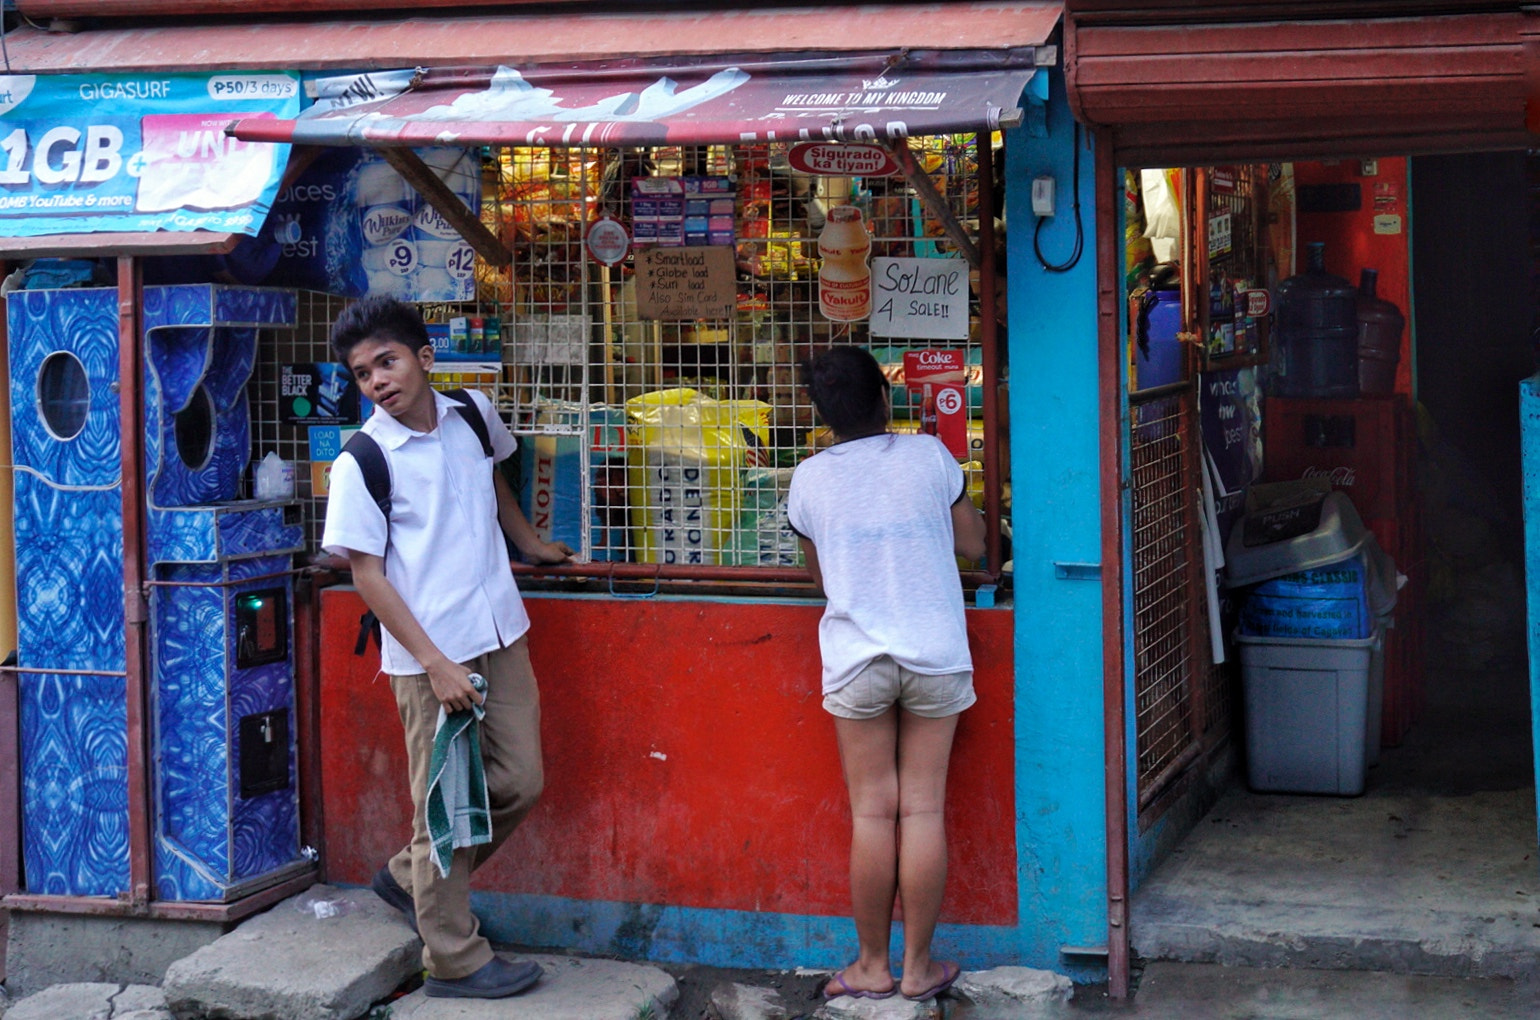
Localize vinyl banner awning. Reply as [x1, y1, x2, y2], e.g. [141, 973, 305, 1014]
[229, 51, 1039, 150]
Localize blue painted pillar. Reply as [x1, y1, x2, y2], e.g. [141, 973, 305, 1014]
[1002, 65, 1110, 977]
[1517, 377, 1540, 848]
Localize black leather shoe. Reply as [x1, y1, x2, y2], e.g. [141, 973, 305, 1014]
[424, 956, 543, 999]
[370, 867, 418, 935]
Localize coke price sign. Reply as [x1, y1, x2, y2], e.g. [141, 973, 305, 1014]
[903, 349, 968, 458]
[902, 349, 967, 388]
[788, 142, 898, 177]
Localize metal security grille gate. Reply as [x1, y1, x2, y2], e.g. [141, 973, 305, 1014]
[1130, 388, 1217, 804]
[261, 138, 1001, 574]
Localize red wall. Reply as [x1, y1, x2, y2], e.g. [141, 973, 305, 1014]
[1294, 158, 1412, 394]
[317, 587, 1018, 925]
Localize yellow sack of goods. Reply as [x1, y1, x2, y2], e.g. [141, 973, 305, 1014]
[624, 388, 772, 565]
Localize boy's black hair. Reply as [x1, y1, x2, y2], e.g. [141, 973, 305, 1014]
[330, 295, 431, 362]
[804, 346, 890, 436]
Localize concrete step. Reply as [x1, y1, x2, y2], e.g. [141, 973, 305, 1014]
[2, 982, 171, 1020]
[1132, 788, 1540, 980]
[388, 953, 676, 1019]
[161, 883, 421, 1019]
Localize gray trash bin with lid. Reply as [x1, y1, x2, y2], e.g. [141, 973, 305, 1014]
[1226, 481, 1398, 795]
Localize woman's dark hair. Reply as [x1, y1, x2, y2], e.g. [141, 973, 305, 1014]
[330, 295, 431, 361]
[805, 347, 890, 436]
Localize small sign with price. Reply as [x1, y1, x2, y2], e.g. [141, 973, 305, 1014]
[903, 349, 969, 458]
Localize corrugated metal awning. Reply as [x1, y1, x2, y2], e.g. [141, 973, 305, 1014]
[0, 3, 1062, 74]
[1066, 11, 1529, 164]
[229, 53, 1041, 150]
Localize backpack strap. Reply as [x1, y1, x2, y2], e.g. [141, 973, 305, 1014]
[443, 388, 494, 458]
[341, 431, 390, 656]
[341, 430, 391, 522]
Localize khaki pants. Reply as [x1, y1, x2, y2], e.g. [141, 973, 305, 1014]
[386, 638, 544, 978]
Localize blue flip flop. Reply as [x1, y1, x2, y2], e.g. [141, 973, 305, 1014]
[902, 960, 961, 1001]
[822, 968, 898, 1000]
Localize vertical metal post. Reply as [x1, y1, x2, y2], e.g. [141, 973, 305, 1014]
[292, 571, 324, 878]
[1093, 128, 1131, 1000]
[118, 256, 153, 910]
[976, 132, 1003, 576]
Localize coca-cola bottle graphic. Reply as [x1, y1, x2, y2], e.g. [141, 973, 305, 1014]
[920, 383, 938, 435]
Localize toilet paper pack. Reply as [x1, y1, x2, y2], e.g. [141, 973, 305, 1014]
[267, 146, 481, 302]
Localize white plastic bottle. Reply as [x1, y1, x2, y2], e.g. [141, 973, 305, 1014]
[818, 205, 872, 322]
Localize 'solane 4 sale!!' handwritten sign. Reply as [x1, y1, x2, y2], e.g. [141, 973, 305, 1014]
[868, 257, 970, 340]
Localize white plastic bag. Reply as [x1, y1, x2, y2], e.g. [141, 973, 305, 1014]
[254, 451, 295, 500]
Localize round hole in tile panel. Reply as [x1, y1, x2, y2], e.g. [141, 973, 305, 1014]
[173, 384, 215, 471]
[37, 351, 90, 441]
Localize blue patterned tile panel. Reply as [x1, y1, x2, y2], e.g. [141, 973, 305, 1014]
[143, 321, 214, 422]
[203, 328, 260, 412]
[7, 287, 121, 490]
[151, 574, 229, 895]
[218, 504, 304, 561]
[19, 671, 130, 897]
[142, 285, 296, 516]
[145, 318, 247, 509]
[148, 502, 303, 566]
[14, 476, 124, 672]
[151, 556, 300, 900]
[141, 285, 298, 332]
[213, 287, 297, 329]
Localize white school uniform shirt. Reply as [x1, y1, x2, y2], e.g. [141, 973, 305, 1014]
[321, 389, 528, 676]
[786, 432, 972, 695]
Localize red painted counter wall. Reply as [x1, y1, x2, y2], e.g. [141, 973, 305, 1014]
[317, 587, 1018, 926]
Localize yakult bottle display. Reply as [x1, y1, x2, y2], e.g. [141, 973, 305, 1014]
[818, 206, 872, 322]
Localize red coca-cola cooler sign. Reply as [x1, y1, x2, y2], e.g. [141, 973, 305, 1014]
[1261, 395, 1411, 523]
[903, 349, 968, 459]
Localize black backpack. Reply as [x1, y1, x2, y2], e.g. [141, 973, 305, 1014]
[346, 388, 495, 654]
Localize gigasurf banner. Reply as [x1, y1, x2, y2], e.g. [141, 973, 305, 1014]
[0, 71, 300, 237]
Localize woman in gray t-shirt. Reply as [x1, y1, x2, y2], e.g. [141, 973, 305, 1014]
[787, 347, 985, 1003]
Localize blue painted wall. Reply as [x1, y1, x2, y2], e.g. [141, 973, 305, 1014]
[1518, 377, 1540, 850]
[1000, 67, 1111, 978]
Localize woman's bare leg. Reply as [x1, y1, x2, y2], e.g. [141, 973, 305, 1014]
[826, 709, 900, 997]
[895, 710, 960, 997]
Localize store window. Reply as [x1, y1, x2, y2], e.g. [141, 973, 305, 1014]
[296, 136, 1007, 586]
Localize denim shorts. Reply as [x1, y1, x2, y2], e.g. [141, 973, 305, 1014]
[823, 655, 976, 720]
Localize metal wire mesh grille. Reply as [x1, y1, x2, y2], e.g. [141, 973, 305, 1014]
[1200, 658, 1233, 736]
[252, 290, 351, 551]
[1131, 390, 1198, 792]
[268, 139, 995, 570]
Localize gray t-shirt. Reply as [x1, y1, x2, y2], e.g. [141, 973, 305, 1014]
[787, 433, 971, 694]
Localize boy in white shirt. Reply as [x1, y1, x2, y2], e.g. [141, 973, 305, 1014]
[787, 347, 985, 1003]
[321, 296, 572, 1000]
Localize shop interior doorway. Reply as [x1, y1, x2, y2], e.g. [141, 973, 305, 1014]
[1128, 149, 1540, 980]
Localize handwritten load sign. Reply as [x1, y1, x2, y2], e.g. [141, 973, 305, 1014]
[635, 246, 736, 320]
[869, 257, 970, 340]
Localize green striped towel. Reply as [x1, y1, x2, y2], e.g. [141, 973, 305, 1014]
[425, 673, 491, 878]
